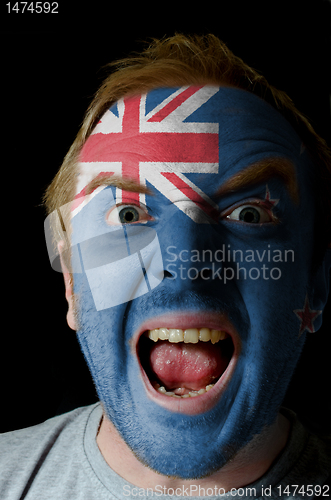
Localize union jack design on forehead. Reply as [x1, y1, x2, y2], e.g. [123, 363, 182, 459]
[74, 86, 220, 222]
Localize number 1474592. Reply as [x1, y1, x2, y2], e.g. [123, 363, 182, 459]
[6, 2, 58, 13]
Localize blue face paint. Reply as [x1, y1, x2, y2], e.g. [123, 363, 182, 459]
[68, 86, 322, 478]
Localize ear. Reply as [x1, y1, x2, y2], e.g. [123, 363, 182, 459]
[308, 248, 331, 332]
[58, 241, 76, 331]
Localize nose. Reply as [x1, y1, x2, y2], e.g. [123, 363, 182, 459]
[159, 208, 223, 283]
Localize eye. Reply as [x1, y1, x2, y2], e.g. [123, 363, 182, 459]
[106, 204, 153, 225]
[224, 204, 274, 224]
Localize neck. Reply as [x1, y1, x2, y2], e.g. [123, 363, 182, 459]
[96, 411, 290, 494]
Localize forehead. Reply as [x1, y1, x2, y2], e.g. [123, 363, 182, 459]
[76, 85, 304, 203]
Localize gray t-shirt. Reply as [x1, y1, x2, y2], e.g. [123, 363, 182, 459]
[0, 403, 330, 499]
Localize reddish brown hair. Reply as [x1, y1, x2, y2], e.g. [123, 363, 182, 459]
[44, 33, 331, 261]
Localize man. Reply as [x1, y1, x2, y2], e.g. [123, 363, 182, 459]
[1, 34, 330, 498]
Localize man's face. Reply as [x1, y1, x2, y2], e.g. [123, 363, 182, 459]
[69, 86, 320, 478]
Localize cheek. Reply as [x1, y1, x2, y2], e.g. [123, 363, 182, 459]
[74, 273, 120, 347]
[225, 229, 313, 344]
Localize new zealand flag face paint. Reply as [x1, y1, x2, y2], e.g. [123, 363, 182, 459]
[59, 86, 327, 478]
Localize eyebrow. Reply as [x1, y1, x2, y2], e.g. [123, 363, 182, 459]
[216, 157, 299, 204]
[85, 174, 152, 196]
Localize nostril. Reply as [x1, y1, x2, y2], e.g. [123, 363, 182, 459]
[163, 268, 214, 280]
[163, 270, 174, 279]
[200, 268, 213, 279]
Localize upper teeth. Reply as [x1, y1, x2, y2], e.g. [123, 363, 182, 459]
[145, 327, 228, 344]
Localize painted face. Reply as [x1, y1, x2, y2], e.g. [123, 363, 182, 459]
[66, 86, 324, 478]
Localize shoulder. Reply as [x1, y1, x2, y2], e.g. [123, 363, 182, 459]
[0, 404, 93, 456]
[0, 403, 101, 499]
[280, 408, 331, 487]
[304, 430, 331, 483]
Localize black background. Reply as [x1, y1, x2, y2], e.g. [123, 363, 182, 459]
[1, 1, 331, 433]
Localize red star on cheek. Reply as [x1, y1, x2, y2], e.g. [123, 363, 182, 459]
[293, 295, 322, 337]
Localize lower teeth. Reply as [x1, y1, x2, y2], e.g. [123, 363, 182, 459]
[155, 383, 215, 398]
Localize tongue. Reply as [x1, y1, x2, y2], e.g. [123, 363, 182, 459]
[149, 341, 229, 391]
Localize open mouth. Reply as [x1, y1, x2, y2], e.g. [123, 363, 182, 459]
[137, 322, 235, 410]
